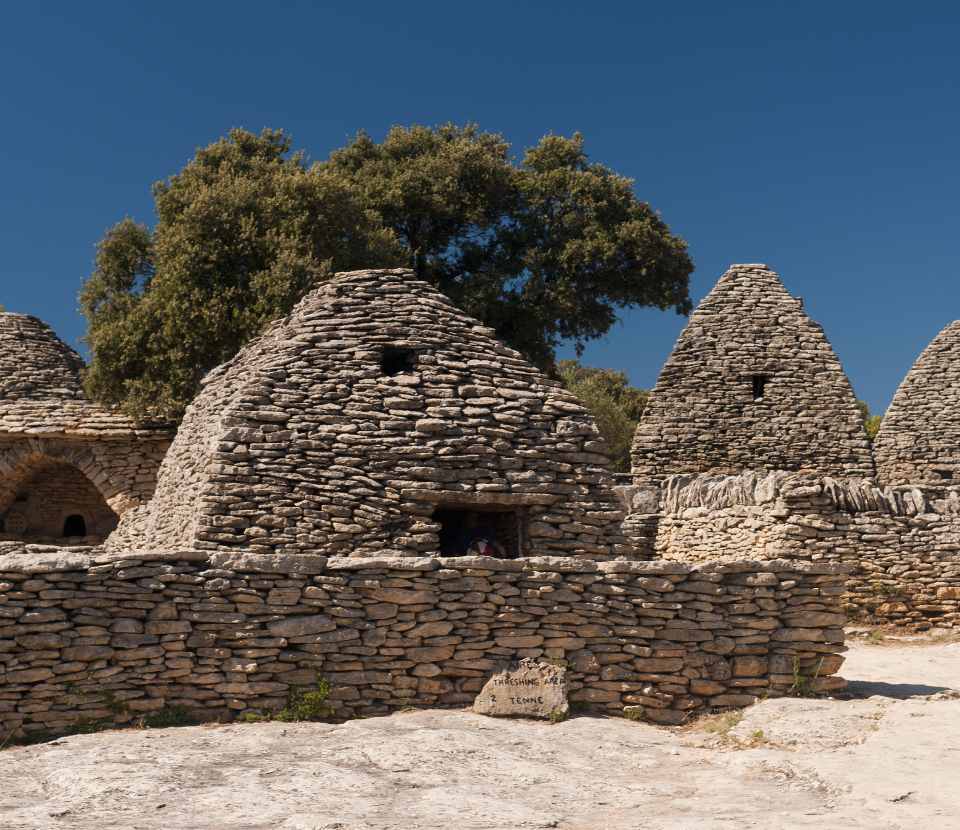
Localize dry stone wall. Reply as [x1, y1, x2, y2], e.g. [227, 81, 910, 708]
[0, 312, 170, 443]
[631, 264, 874, 480]
[120, 269, 627, 559]
[0, 545, 848, 739]
[0, 314, 87, 402]
[635, 472, 960, 629]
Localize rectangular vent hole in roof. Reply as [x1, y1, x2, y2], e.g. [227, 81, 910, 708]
[382, 347, 418, 376]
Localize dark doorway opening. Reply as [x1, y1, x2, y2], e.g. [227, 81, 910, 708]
[751, 374, 769, 401]
[382, 347, 417, 376]
[63, 515, 87, 537]
[433, 506, 524, 558]
[935, 470, 953, 482]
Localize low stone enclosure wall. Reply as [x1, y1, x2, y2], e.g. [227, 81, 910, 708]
[620, 472, 960, 629]
[0, 544, 847, 740]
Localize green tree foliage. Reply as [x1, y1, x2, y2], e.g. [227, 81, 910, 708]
[326, 125, 693, 368]
[81, 129, 401, 419]
[82, 125, 692, 420]
[558, 359, 648, 472]
[857, 400, 883, 442]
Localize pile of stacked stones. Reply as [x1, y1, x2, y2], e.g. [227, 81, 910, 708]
[0, 266, 862, 737]
[624, 471, 960, 629]
[0, 545, 848, 738]
[0, 312, 168, 441]
[622, 263, 960, 629]
[117, 269, 627, 559]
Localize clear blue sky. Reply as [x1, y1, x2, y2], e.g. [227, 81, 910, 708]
[1, 1, 957, 414]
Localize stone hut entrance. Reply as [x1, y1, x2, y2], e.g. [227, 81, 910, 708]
[0, 457, 118, 543]
[433, 505, 525, 558]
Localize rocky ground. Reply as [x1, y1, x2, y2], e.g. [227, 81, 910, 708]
[2, 631, 959, 830]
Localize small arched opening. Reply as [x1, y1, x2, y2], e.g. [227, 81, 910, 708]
[0, 457, 118, 544]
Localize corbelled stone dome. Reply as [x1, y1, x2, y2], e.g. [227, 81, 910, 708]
[874, 320, 960, 486]
[631, 263, 874, 480]
[0, 313, 86, 402]
[118, 268, 628, 558]
[0, 312, 161, 436]
[0, 312, 172, 541]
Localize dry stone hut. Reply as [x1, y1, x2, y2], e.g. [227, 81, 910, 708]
[0, 313, 171, 544]
[874, 321, 960, 486]
[618, 270, 960, 628]
[118, 268, 629, 558]
[631, 264, 874, 480]
[0, 271, 853, 737]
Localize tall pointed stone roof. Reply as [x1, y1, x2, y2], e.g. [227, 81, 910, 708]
[119, 268, 627, 558]
[631, 263, 874, 479]
[874, 320, 960, 485]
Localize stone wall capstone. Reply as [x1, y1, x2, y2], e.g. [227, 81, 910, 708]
[639, 471, 960, 629]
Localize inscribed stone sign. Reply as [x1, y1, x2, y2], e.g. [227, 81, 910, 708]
[473, 658, 567, 719]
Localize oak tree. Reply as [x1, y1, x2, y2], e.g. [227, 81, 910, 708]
[82, 125, 692, 420]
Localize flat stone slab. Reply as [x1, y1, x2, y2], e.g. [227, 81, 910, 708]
[473, 658, 567, 719]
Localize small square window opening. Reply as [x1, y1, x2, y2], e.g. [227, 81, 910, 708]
[382, 347, 417, 376]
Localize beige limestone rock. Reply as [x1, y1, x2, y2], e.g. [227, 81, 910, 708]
[473, 658, 567, 719]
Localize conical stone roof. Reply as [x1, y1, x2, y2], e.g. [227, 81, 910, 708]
[631, 263, 874, 479]
[120, 268, 627, 558]
[0, 313, 162, 436]
[0, 313, 86, 401]
[874, 320, 960, 485]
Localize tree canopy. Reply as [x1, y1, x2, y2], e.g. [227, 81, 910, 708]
[558, 359, 648, 472]
[857, 400, 883, 442]
[82, 125, 692, 420]
[81, 129, 400, 419]
[326, 125, 693, 367]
